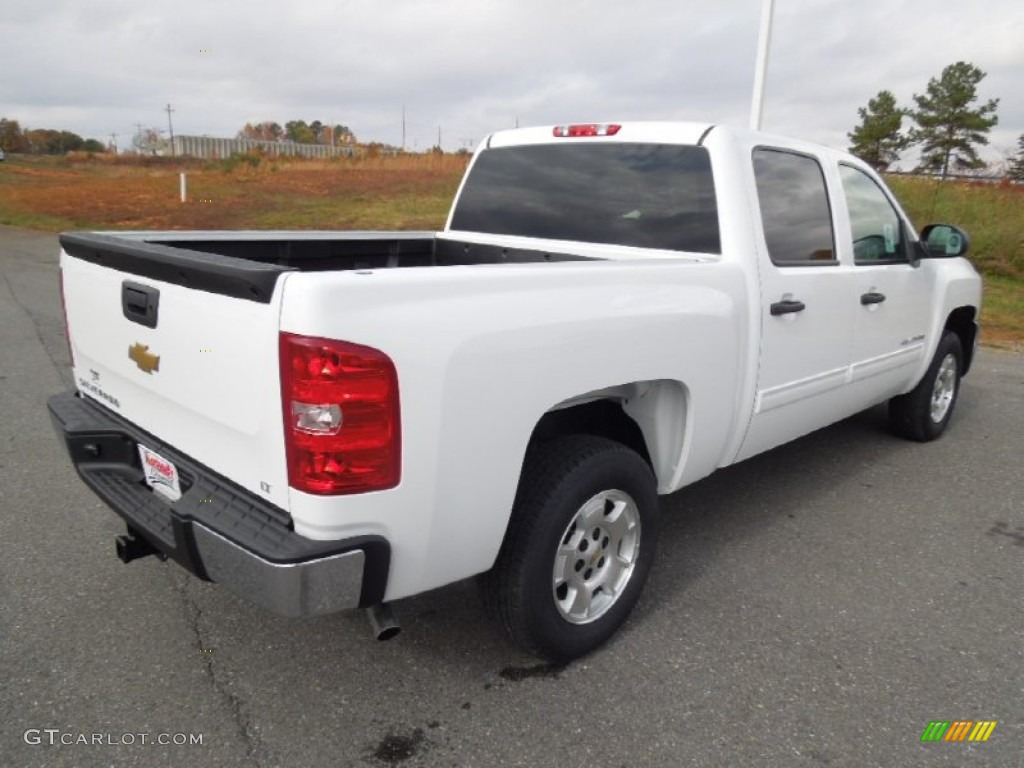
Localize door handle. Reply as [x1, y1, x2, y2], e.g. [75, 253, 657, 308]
[770, 299, 806, 316]
[860, 291, 886, 306]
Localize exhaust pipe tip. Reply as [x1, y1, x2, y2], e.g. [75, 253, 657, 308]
[366, 603, 401, 641]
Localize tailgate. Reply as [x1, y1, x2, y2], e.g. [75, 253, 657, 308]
[59, 234, 293, 511]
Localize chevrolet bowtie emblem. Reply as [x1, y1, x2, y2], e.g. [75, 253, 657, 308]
[128, 343, 160, 374]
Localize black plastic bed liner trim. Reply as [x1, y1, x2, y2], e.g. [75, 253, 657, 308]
[434, 238, 598, 265]
[60, 232, 599, 295]
[60, 232, 293, 304]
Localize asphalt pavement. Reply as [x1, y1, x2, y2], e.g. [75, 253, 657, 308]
[1, 225, 1021, 767]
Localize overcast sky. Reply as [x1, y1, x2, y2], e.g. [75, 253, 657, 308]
[2, 0, 1021, 163]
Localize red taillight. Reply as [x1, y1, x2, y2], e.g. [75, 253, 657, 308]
[279, 333, 401, 495]
[59, 269, 75, 367]
[552, 124, 621, 137]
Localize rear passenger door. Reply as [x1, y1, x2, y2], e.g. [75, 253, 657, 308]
[737, 147, 857, 461]
[837, 164, 931, 406]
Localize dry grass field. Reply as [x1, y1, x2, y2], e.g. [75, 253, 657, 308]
[0, 153, 1020, 344]
[0, 152, 468, 232]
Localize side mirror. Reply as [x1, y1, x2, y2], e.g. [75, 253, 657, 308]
[919, 224, 970, 258]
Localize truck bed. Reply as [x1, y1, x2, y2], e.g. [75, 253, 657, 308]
[59, 231, 596, 303]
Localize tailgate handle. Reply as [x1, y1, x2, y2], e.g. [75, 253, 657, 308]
[122, 281, 160, 328]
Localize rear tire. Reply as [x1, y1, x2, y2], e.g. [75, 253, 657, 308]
[480, 435, 659, 662]
[889, 331, 963, 442]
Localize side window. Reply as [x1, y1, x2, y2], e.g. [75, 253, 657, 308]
[839, 165, 909, 264]
[752, 148, 836, 266]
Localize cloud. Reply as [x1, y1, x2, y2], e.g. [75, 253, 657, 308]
[0, 0, 1021, 158]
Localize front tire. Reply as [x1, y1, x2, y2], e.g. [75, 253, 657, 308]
[889, 331, 963, 442]
[481, 435, 659, 662]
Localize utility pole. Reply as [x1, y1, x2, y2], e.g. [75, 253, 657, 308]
[749, 0, 775, 131]
[165, 103, 176, 156]
[438, 125, 442, 150]
[109, 132, 118, 154]
[401, 105, 406, 151]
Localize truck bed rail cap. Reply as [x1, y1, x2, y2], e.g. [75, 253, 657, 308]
[59, 231, 292, 303]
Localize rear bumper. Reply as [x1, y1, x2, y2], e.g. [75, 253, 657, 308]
[47, 389, 390, 617]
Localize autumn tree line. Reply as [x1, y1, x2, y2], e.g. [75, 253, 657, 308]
[0, 117, 359, 156]
[0, 118, 107, 154]
[236, 119, 357, 146]
[848, 60, 1024, 180]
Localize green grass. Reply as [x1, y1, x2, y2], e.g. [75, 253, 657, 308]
[980, 274, 1024, 348]
[886, 176, 1024, 279]
[248, 187, 456, 231]
[0, 210, 76, 230]
[886, 176, 1023, 346]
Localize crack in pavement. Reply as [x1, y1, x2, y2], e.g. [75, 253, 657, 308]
[175, 576, 280, 767]
[0, 263, 73, 389]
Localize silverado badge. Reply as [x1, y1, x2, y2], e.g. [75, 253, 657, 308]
[128, 343, 160, 374]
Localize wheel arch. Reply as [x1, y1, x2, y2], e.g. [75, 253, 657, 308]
[526, 380, 689, 494]
[944, 305, 978, 375]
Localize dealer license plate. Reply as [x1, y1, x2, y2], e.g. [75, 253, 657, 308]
[137, 444, 183, 502]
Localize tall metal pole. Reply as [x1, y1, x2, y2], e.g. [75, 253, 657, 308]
[165, 103, 176, 156]
[749, 0, 775, 131]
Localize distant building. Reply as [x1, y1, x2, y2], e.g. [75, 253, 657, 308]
[169, 135, 355, 159]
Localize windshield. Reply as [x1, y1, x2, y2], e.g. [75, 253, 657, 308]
[450, 142, 720, 254]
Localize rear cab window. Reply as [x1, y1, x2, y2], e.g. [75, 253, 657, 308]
[752, 148, 837, 266]
[449, 143, 721, 254]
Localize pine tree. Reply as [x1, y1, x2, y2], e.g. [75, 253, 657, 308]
[1008, 134, 1024, 182]
[847, 90, 909, 171]
[910, 61, 999, 177]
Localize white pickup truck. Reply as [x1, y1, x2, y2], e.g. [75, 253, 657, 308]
[49, 122, 981, 661]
